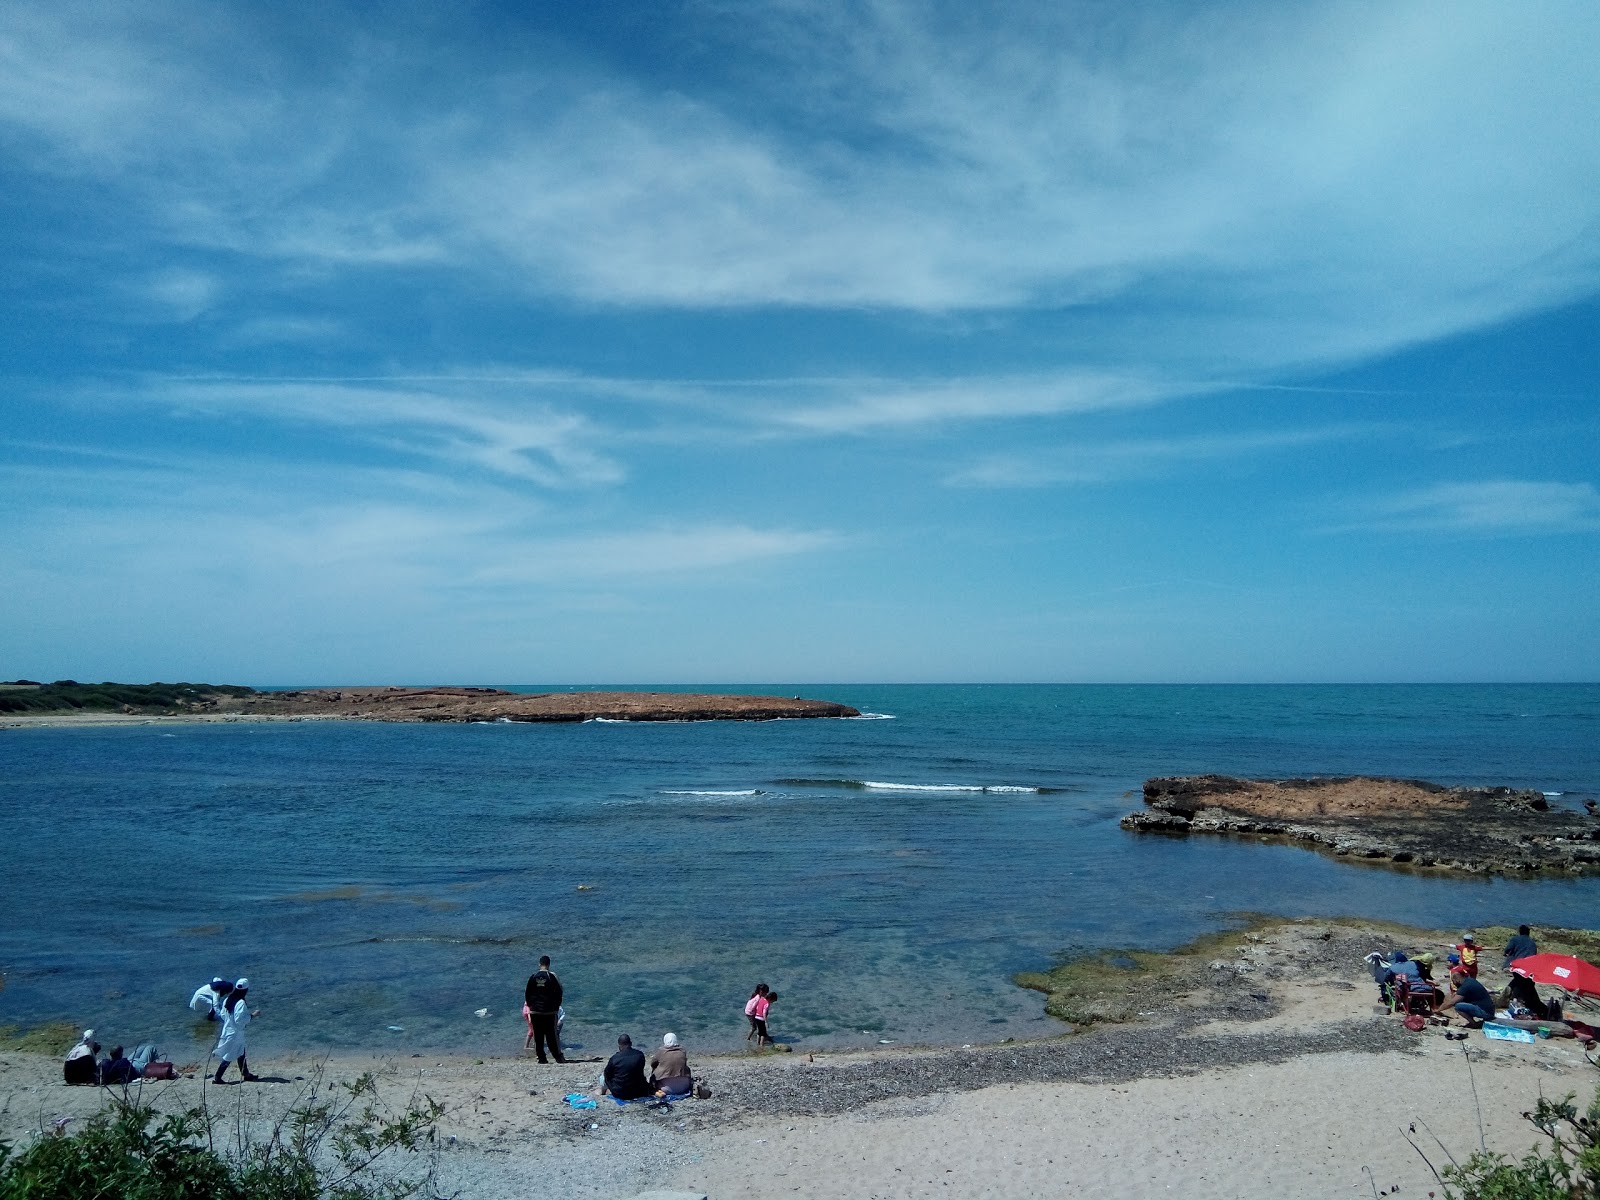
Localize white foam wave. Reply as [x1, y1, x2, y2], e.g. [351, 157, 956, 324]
[862, 781, 1040, 794]
[848, 712, 896, 720]
[1543, 790, 1564, 797]
[661, 789, 763, 796]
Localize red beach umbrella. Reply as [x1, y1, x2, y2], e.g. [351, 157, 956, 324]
[1509, 954, 1600, 998]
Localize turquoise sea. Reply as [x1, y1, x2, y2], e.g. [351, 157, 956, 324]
[2, 684, 1597, 1058]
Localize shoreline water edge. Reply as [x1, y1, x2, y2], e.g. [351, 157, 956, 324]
[5, 917, 1598, 1199]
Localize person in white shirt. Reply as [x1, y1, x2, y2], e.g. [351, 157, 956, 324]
[212, 978, 260, 1083]
[190, 978, 234, 1021]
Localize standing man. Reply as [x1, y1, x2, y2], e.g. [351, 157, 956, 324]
[525, 955, 566, 1064]
[1503, 925, 1538, 970]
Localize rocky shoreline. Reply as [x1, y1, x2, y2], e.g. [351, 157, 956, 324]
[1121, 774, 1600, 875]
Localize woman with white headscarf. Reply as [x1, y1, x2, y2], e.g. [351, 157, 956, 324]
[646, 1032, 693, 1097]
[64, 1029, 99, 1085]
[212, 978, 260, 1083]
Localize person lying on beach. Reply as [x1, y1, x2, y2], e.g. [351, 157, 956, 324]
[63, 1030, 99, 1085]
[647, 1032, 694, 1098]
[98, 1045, 138, 1086]
[600, 1035, 654, 1101]
[1438, 969, 1496, 1028]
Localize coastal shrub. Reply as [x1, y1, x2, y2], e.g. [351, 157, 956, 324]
[0, 1072, 444, 1200]
[0, 681, 256, 714]
[1438, 1085, 1599, 1200]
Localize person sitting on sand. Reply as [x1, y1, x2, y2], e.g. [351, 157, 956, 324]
[1439, 968, 1496, 1027]
[99, 1045, 138, 1086]
[1502, 971, 1550, 1020]
[1503, 925, 1537, 970]
[647, 1032, 694, 1098]
[64, 1030, 99, 1085]
[600, 1034, 654, 1101]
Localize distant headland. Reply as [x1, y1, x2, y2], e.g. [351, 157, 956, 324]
[0, 681, 861, 725]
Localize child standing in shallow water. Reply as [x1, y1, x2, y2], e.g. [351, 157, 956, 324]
[745, 983, 772, 1046]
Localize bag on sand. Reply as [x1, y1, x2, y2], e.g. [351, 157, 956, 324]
[1403, 1013, 1426, 1032]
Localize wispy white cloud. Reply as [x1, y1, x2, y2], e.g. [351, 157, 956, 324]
[1335, 480, 1600, 535]
[2, 0, 1595, 383]
[121, 378, 625, 488]
[946, 424, 1388, 487]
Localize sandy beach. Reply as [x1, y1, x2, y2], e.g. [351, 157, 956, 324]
[5, 921, 1595, 1199]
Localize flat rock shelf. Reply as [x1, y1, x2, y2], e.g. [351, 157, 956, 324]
[1121, 774, 1600, 876]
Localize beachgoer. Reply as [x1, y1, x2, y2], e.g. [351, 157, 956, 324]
[1414, 952, 1438, 983]
[190, 978, 234, 1021]
[600, 1035, 653, 1101]
[99, 1045, 138, 1086]
[1503, 971, 1549, 1020]
[745, 983, 772, 1046]
[1446, 933, 1480, 978]
[524, 955, 566, 1064]
[1439, 969, 1495, 1028]
[64, 1030, 99, 1085]
[647, 1032, 693, 1098]
[1503, 925, 1538, 970]
[212, 978, 260, 1083]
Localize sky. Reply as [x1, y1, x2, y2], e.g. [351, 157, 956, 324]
[2, 0, 1597, 685]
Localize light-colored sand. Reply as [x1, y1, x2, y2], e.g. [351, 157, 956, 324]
[5, 953, 1596, 1200]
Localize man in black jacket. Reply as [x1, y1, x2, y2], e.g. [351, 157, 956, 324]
[524, 955, 566, 1064]
[600, 1035, 652, 1101]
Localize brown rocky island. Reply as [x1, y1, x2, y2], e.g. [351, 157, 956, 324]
[1122, 774, 1600, 876]
[232, 687, 860, 723]
[0, 681, 860, 724]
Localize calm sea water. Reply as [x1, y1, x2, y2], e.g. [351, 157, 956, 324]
[2, 684, 1597, 1058]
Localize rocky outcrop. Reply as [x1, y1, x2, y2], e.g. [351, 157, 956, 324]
[1121, 774, 1600, 876]
[220, 687, 860, 723]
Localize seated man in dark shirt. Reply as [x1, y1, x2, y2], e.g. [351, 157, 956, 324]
[1439, 970, 1496, 1028]
[99, 1046, 138, 1086]
[600, 1034, 654, 1101]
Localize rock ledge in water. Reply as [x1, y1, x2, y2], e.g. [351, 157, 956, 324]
[1121, 774, 1600, 876]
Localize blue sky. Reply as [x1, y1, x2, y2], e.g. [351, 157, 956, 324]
[2, 0, 1597, 684]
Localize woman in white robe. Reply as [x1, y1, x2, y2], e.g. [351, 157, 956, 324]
[212, 978, 259, 1083]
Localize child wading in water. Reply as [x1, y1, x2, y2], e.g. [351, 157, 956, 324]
[745, 983, 775, 1046]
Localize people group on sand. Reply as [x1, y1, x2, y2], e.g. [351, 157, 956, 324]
[62, 1029, 177, 1086]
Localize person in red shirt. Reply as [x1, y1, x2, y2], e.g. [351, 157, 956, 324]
[1446, 933, 1480, 978]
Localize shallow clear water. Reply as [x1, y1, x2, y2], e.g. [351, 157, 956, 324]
[2, 684, 1597, 1058]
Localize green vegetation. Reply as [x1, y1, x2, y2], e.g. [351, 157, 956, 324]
[0, 681, 254, 715]
[0, 1071, 444, 1200]
[1432, 1084, 1600, 1199]
[0, 1022, 81, 1055]
[1015, 916, 1284, 1026]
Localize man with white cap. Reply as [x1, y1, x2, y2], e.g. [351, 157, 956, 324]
[646, 1032, 694, 1098]
[212, 977, 261, 1083]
